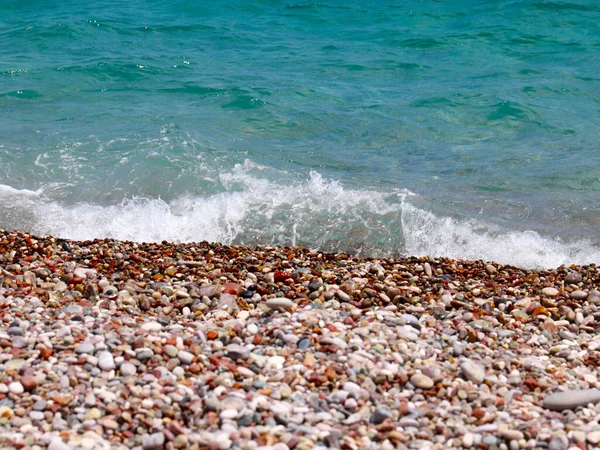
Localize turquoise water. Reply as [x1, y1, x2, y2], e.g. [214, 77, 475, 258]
[1, 0, 600, 268]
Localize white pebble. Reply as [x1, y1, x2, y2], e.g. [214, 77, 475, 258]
[177, 350, 194, 364]
[141, 321, 163, 331]
[9, 382, 24, 395]
[98, 351, 115, 371]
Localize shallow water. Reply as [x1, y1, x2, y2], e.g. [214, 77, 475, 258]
[1, 0, 600, 268]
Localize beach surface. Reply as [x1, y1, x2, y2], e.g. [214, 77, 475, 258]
[0, 229, 599, 450]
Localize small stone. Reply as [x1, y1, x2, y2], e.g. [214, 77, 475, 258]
[98, 351, 115, 371]
[7, 327, 23, 336]
[544, 389, 600, 411]
[462, 433, 474, 448]
[460, 360, 486, 385]
[8, 382, 24, 395]
[343, 381, 362, 397]
[227, 344, 250, 360]
[177, 350, 194, 365]
[587, 431, 600, 445]
[588, 289, 600, 304]
[33, 399, 47, 410]
[266, 355, 286, 370]
[410, 373, 434, 390]
[100, 417, 119, 429]
[143, 432, 165, 450]
[120, 361, 137, 377]
[336, 290, 350, 302]
[266, 298, 294, 311]
[163, 345, 179, 358]
[75, 342, 94, 354]
[220, 409, 238, 420]
[500, 429, 524, 441]
[84, 408, 102, 421]
[570, 290, 588, 300]
[308, 278, 322, 291]
[298, 338, 311, 349]
[485, 264, 497, 274]
[370, 408, 392, 425]
[30, 411, 45, 421]
[48, 438, 72, 450]
[565, 271, 583, 284]
[542, 287, 559, 297]
[141, 321, 163, 331]
[423, 262, 432, 277]
[548, 435, 568, 450]
[20, 375, 37, 391]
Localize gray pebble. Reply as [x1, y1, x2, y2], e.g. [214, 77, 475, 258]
[142, 432, 165, 450]
[120, 361, 137, 377]
[227, 343, 250, 360]
[565, 271, 582, 284]
[177, 350, 194, 365]
[548, 435, 568, 450]
[370, 408, 392, 424]
[460, 360, 485, 385]
[543, 389, 600, 411]
[75, 342, 94, 354]
[298, 338, 311, 349]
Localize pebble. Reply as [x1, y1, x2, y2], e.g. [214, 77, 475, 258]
[48, 438, 72, 450]
[142, 432, 165, 450]
[298, 338, 311, 349]
[20, 375, 37, 391]
[266, 298, 294, 311]
[570, 290, 588, 300]
[500, 429, 524, 441]
[565, 271, 583, 284]
[587, 431, 600, 445]
[177, 350, 194, 364]
[141, 321, 163, 331]
[120, 361, 137, 376]
[343, 381, 362, 397]
[227, 343, 250, 360]
[462, 433, 474, 447]
[543, 389, 600, 411]
[370, 408, 392, 424]
[410, 373, 434, 390]
[460, 360, 486, 385]
[98, 351, 115, 371]
[75, 342, 94, 354]
[548, 436, 568, 450]
[542, 287, 560, 297]
[8, 382, 24, 395]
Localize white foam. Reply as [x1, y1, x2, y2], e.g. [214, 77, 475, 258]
[0, 165, 598, 270]
[400, 198, 600, 269]
[0, 184, 42, 198]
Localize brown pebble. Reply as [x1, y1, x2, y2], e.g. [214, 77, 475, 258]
[20, 375, 37, 391]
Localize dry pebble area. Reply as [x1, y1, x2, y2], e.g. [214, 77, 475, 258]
[2, 231, 600, 450]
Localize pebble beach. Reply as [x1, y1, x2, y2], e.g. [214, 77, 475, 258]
[1, 230, 600, 450]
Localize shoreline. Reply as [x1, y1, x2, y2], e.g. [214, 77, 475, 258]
[1, 229, 600, 449]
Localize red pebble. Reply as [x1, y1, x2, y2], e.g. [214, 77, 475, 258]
[39, 347, 53, 360]
[206, 330, 218, 340]
[274, 270, 292, 283]
[223, 282, 242, 295]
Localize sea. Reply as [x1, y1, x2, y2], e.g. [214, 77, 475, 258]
[1, 0, 600, 269]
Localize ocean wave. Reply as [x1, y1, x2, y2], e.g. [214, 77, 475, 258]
[0, 164, 598, 269]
